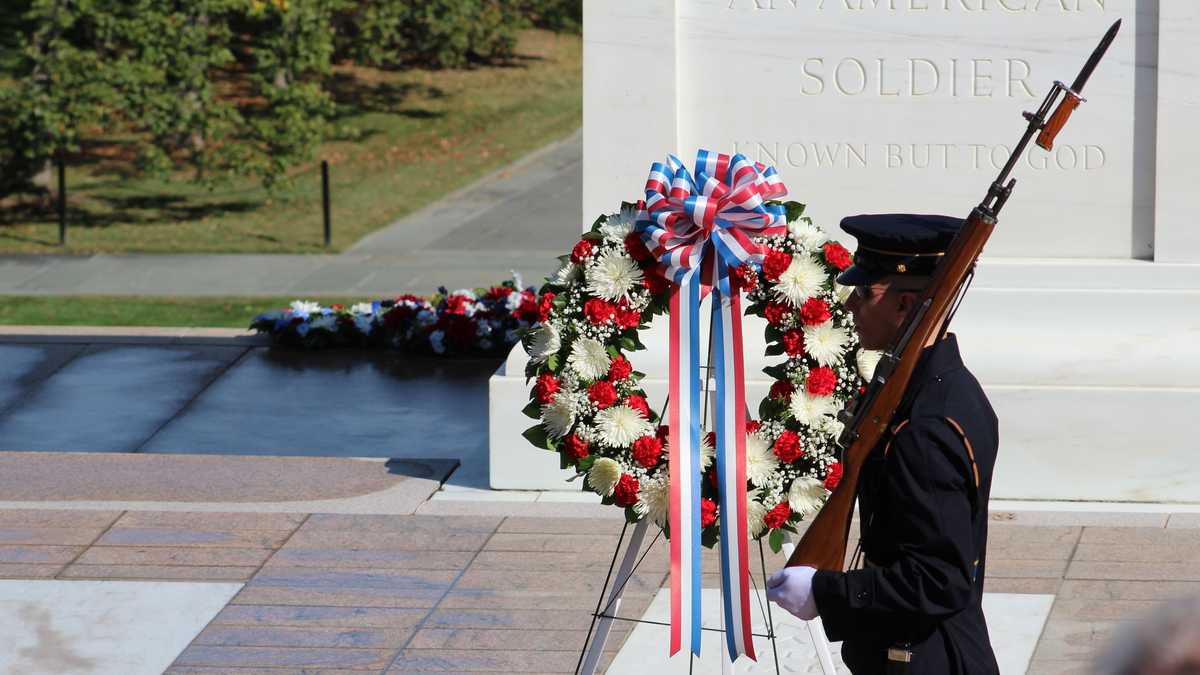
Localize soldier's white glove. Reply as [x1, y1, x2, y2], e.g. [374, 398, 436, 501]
[766, 566, 819, 620]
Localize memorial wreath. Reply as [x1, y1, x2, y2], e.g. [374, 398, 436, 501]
[521, 152, 881, 552]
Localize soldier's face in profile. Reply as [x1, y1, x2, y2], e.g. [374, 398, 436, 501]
[845, 282, 921, 351]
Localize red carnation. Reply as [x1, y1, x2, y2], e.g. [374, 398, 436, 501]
[445, 295, 471, 316]
[700, 498, 718, 528]
[537, 292, 556, 323]
[563, 434, 590, 461]
[534, 373, 560, 404]
[631, 435, 664, 468]
[487, 286, 514, 300]
[643, 271, 670, 296]
[515, 293, 538, 322]
[770, 379, 795, 400]
[806, 367, 837, 396]
[656, 425, 670, 444]
[615, 300, 642, 329]
[331, 304, 344, 311]
[773, 430, 804, 463]
[624, 394, 651, 418]
[613, 474, 640, 507]
[823, 242, 853, 271]
[625, 232, 653, 262]
[762, 248, 793, 282]
[584, 298, 617, 325]
[746, 420, 761, 434]
[588, 381, 619, 409]
[608, 356, 633, 381]
[781, 329, 805, 356]
[764, 502, 792, 529]
[570, 239, 595, 263]
[824, 462, 844, 491]
[799, 297, 832, 326]
[764, 302, 793, 327]
[705, 431, 716, 449]
[731, 264, 758, 292]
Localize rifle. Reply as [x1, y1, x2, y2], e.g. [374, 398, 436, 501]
[786, 20, 1122, 572]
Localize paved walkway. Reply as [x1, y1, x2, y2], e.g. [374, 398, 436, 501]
[0, 130, 582, 297]
[0, 456, 1196, 674]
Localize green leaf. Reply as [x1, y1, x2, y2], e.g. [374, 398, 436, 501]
[547, 354, 559, 371]
[784, 201, 806, 223]
[577, 455, 595, 473]
[625, 507, 640, 524]
[522, 424, 552, 450]
[618, 336, 637, 352]
[768, 528, 784, 554]
[764, 325, 782, 342]
[522, 400, 541, 420]
[765, 343, 785, 357]
[762, 364, 788, 380]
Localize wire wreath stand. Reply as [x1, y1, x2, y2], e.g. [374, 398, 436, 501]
[573, 345, 838, 675]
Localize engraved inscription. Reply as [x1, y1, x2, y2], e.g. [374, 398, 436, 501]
[727, 0, 1105, 11]
[799, 57, 1034, 98]
[734, 141, 1106, 171]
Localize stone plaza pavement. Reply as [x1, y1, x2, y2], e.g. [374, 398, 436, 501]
[1, 447, 1199, 674]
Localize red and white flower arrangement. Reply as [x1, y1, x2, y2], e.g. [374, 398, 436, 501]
[523, 202, 880, 550]
[251, 279, 540, 356]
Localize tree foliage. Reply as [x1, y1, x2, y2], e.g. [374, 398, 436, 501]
[0, 0, 566, 199]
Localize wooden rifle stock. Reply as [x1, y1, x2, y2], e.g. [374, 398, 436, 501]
[785, 208, 995, 571]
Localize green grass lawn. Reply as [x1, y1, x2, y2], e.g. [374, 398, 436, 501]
[0, 295, 376, 328]
[0, 29, 581, 255]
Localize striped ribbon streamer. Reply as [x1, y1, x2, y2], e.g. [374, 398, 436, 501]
[636, 150, 787, 661]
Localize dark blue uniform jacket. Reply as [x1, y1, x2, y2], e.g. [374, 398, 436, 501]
[811, 333, 1000, 674]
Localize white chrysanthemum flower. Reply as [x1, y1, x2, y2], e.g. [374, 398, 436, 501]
[586, 251, 643, 302]
[788, 476, 828, 517]
[528, 324, 561, 364]
[747, 489, 769, 538]
[803, 321, 851, 367]
[350, 302, 374, 315]
[787, 221, 828, 250]
[772, 256, 826, 307]
[745, 433, 780, 487]
[553, 261, 581, 285]
[567, 338, 610, 380]
[541, 391, 578, 440]
[290, 300, 321, 316]
[634, 475, 670, 528]
[595, 405, 654, 447]
[700, 433, 715, 471]
[601, 206, 639, 242]
[790, 391, 838, 427]
[587, 457, 622, 497]
[833, 282, 854, 303]
[817, 415, 845, 440]
[856, 349, 883, 381]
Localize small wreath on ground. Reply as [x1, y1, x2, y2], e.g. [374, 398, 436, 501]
[521, 202, 880, 550]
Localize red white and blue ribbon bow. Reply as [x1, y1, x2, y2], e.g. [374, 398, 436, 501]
[636, 150, 787, 661]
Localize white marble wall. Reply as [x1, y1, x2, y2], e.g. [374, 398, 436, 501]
[584, 0, 1195, 261]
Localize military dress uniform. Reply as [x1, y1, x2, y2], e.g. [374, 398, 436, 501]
[810, 214, 1001, 674]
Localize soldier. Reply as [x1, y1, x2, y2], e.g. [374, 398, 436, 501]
[766, 213, 1001, 674]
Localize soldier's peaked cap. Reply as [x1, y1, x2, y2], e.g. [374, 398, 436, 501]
[835, 213, 964, 286]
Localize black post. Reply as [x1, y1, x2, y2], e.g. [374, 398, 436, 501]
[321, 160, 331, 247]
[57, 154, 66, 246]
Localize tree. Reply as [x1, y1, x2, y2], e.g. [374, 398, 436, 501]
[0, 0, 336, 197]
